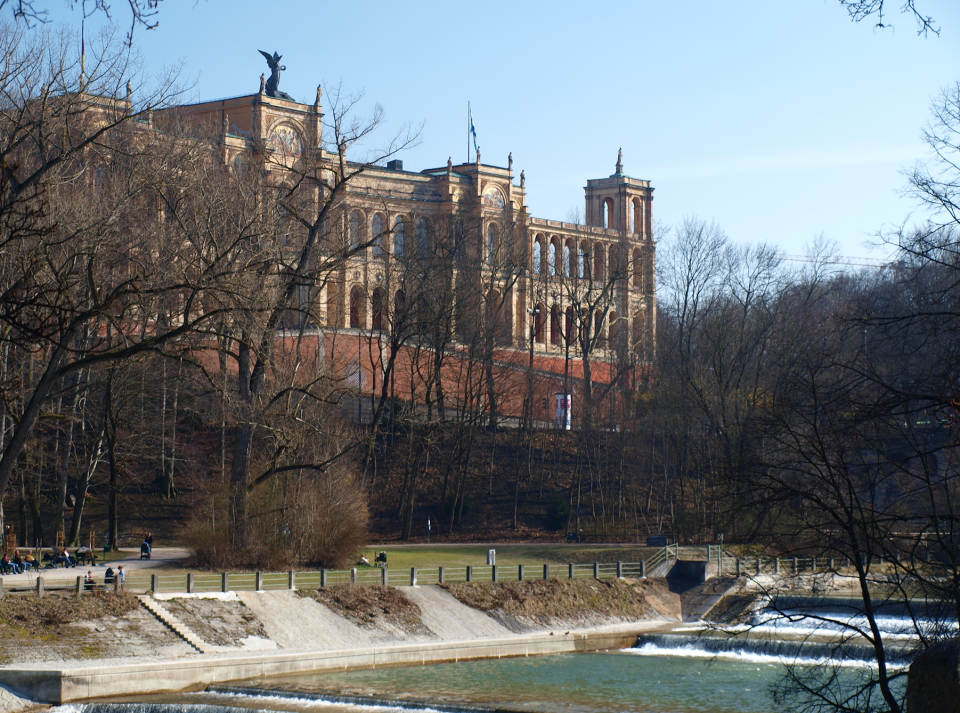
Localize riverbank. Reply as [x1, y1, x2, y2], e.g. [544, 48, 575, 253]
[0, 578, 681, 707]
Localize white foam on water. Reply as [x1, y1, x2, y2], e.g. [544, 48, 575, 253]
[624, 642, 903, 670]
[48, 707, 84, 713]
[203, 690, 446, 713]
[731, 611, 957, 642]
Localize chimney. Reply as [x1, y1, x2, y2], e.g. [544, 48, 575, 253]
[386, 159, 403, 171]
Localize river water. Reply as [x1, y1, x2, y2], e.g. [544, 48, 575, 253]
[57, 595, 931, 713]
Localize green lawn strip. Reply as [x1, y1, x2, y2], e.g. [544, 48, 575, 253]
[359, 544, 663, 571]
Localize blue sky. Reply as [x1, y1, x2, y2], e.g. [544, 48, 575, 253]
[49, 1, 960, 258]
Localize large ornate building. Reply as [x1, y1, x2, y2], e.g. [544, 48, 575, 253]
[170, 84, 656, 426]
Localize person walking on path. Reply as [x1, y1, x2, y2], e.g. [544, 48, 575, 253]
[117, 565, 126, 590]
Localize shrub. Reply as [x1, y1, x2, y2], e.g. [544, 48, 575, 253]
[185, 462, 368, 570]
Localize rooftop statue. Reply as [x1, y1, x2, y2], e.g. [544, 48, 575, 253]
[258, 50, 294, 100]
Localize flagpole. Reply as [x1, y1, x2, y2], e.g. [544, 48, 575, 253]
[467, 101, 470, 163]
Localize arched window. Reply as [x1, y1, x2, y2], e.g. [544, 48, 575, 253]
[602, 197, 615, 229]
[417, 218, 429, 258]
[349, 210, 362, 250]
[609, 244, 619, 277]
[633, 248, 642, 288]
[578, 243, 586, 279]
[372, 288, 384, 330]
[595, 310, 606, 348]
[533, 237, 543, 274]
[563, 243, 571, 278]
[395, 289, 407, 319]
[565, 306, 577, 346]
[608, 310, 620, 347]
[487, 223, 498, 264]
[594, 245, 605, 282]
[550, 305, 562, 346]
[487, 290, 511, 345]
[633, 311, 644, 349]
[632, 197, 642, 236]
[549, 239, 558, 276]
[372, 213, 386, 257]
[394, 217, 405, 257]
[349, 286, 365, 329]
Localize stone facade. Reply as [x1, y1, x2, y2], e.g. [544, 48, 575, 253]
[165, 91, 656, 425]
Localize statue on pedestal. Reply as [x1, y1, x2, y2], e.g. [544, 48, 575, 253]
[258, 50, 294, 100]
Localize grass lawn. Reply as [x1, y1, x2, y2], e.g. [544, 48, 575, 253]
[357, 544, 662, 570]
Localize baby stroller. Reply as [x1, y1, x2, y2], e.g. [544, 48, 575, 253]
[140, 541, 151, 560]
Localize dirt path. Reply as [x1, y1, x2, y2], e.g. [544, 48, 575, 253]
[0, 547, 190, 587]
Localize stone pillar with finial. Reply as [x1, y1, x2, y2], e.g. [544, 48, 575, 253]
[616, 148, 623, 175]
[259, 73, 266, 94]
[307, 84, 323, 153]
[125, 80, 132, 112]
[476, 146, 481, 165]
[508, 152, 513, 172]
[520, 170, 525, 189]
[447, 157, 452, 175]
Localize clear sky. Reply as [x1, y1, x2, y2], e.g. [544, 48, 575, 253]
[46, 0, 960, 258]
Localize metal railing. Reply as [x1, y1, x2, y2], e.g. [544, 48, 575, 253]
[0, 558, 667, 598]
[0, 550, 869, 599]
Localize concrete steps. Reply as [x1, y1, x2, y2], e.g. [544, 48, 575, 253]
[137, 595, 212, 653]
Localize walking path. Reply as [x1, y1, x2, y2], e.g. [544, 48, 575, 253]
[0, 547, 190, 587]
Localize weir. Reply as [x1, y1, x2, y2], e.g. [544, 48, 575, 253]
[631, 631, 913, 665]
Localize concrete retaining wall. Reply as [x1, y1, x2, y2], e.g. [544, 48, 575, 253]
[0, 623, 654, 704]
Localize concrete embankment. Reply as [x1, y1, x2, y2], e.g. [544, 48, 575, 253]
[0, 579, 680, 705]
[2, 622, 658, 704]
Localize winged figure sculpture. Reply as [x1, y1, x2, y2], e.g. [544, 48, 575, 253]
[258, 50, 287, 98]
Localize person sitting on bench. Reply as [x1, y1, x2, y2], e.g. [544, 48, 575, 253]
[76, 545, 94, 565]
[83, 571, 95, 591]
[375, 551, 388, 567]
[51, 548, 75, 568]
[104, 566, 115, 585]
[140, 540, 151, 560]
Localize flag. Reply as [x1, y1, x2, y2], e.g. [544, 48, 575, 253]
[469, 106, 479, 153]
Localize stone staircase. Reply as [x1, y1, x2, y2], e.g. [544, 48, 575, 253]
[137, 595, 212, 653]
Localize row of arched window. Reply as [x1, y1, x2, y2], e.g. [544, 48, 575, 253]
[347, 284, 513, 341]
[346, 284, 645, 352]
[343, 210, 510, 265]
[599, 196, 645, 234]
[349, 285, 394, 330]
[532, 304, 625, 349]
[344, 209, 431, 259]
[532, 235, 645, 288]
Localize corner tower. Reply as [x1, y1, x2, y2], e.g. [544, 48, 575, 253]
[584, 149, 653, 239]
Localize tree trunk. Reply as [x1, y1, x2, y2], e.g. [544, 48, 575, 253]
[0, 341, 72, 504]
[68, 431, 104, 545]
[163, 358, 182, 498]
[105, 376, 119, 549]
